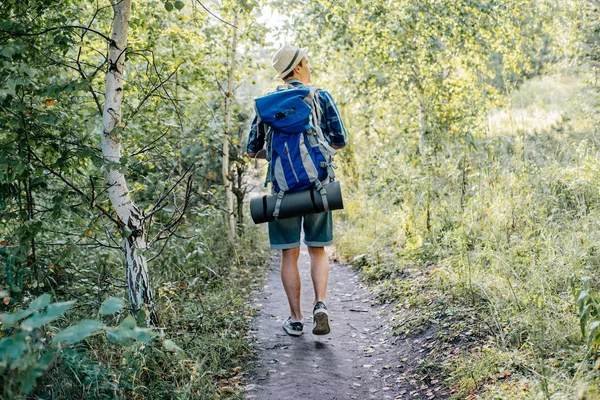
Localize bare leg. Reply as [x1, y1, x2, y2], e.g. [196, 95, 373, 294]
[281, 247, 303, 321]
[307, 246, 329, 305]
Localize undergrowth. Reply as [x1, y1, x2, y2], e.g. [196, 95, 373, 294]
[335, 72, 600, 399]
[3, 215, 269, 400]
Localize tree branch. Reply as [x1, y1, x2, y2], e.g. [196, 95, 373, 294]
[149, 172, 196, 246]
[194, 0, 238, 28]
[124, 65, 181, 124]
[0, 25, 113, 44]
[145, 162, 197, 220]
[76, 45, 104, 116]
[27, 149, 122, 228]
[128, 128, 170, 157]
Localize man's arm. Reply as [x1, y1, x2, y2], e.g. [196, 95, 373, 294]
[246, 115, 266, 158]
[319, 90, 348, 148]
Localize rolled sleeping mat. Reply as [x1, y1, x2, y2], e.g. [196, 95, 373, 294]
[250, 181, 344, 224]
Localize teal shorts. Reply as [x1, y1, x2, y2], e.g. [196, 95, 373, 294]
[268, 212, 333, 249]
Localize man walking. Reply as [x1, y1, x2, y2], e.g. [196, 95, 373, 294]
[247, 43, 347, 336]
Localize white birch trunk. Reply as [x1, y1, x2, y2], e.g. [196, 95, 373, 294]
[102, 0, 158, 326]
[222, 12, 239, 242]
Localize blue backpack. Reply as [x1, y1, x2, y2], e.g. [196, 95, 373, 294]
[254, 84, 337, 218]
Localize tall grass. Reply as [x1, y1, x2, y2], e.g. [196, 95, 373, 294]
[335, 72, 600, 398]
[32, 216, 269, 400]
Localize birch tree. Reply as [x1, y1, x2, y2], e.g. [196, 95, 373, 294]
[102, 0, 158, 326]
[222, 10, 240, 242]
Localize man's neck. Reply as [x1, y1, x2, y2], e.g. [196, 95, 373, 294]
[284, 78, 311, 86]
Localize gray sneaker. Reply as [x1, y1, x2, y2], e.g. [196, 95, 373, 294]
[283, 318, 304, 336]
[312, 301, 330, 335]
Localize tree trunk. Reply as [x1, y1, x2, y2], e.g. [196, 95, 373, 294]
[418, 100, 435, 168]
[234, 165, 245, 233]
[102, 0, 158, 327]
[222, 11, 239, 242]
[417, 95, 434, 234]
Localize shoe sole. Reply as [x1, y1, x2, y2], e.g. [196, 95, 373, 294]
[283, 325, 303, 336]
[312, 311, 330, 335]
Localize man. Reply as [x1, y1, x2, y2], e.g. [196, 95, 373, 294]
[247, 43, 347, 336]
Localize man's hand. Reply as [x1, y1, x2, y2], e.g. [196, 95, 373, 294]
[248, 148, 267, 159]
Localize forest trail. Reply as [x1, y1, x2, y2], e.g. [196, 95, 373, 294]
[245, 246, 439, 400]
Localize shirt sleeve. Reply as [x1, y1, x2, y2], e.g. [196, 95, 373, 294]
[318, 90, 348, 147]
[246, 114, 266, 154]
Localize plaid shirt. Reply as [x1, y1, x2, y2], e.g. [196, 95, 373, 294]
[246, 79, 348, 154]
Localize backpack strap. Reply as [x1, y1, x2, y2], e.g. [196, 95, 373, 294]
[264, 122, 273, 187]
[303, 85, 319, 107]
[314, 180, 330, 212]
[306, 88, 338, 180]
[273, 191, 285, 219]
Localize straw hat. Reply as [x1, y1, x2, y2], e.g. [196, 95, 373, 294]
[272, 43, 308, 79]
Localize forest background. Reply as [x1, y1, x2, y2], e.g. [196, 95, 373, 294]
[0, 0, 599, 399]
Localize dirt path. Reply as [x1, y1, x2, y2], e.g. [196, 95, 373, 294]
[245, 246, 440, 400]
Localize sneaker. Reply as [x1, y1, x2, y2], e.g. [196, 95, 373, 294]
[283, 317, 304, 336]
[312, 301, 330, 335]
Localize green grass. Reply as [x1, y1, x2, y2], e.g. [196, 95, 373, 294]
[31, 221, 270, 400]
[490, 73, 593, 137]
[335, 72, 600, 399]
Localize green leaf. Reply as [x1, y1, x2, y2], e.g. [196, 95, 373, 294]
[38, 115, 58, 125]
[0, 309, 35, 329]
[106, 315, 137, 346]
[21, 301, 75, 331]
[19, 351, 55, 394]
[580, 304, 590, 337]
[91, 155, 104, 168]
[28, 294, 51, 312]
[164, 1, 173, 11]
[163, 339, 185, 358]
[240, 0, 258, 12]
[568, 274, 575, 295]
[122, 225, 132, 238]
[174, 0, 184, 10]
[578, 289, 589, 308]
[106, 316, 156, 346]
[106, 327, 133, 346]
[0, 46, 16, 58]
[109, 125, 124, 136]
[53, 319, 106, 344]
[121, 315, 137, 329]
[131, 326, 156, 342]
[99, 297, 124, 315]
[0, 336, 27, 363]
[588, 320, 600, 348]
